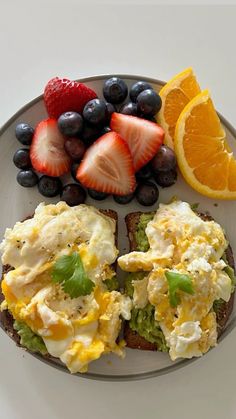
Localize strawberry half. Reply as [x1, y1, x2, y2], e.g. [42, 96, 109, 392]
[30, 118, 71, 177]
[110, 113, 164, 171]
[76, 132, 136, 195]
[44, 77, 97, 119]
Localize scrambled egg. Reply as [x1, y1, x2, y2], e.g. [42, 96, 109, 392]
[0, 202, 131, 373]
[118, 200, 232, 360]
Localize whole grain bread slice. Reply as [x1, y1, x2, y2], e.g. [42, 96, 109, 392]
[124, 211, 235, 351]
[0, 209, 118, 354]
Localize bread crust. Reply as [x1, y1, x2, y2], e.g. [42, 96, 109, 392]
[124, 211, 235, 351]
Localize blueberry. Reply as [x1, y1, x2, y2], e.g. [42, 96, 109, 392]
[60, 184, 86, 206]
[130, 81, 153, 103]
[88, 189, 108, 200]
[103, 77, 128, 104]
[113, 193, 135, 204]
[136, 181, 159, 206]
[64, 138, 86, 161]
[139, 114, 157, 123]
[151, 145, 176, 173]
[17, 169, 38, 187]
[136, 164, 152, 181]
[71, 162, 80, 182]
[58, 112, 83, 137]
[83, 99, 107, 125]
[153, 169, 177, 188]
[13, 149, 31, 169]
[100, 126, 111, 136]
[38, 175, 62, 197]
[120, 102, 138, 116]
[15, 123, 34, 146]
[137, 89, 162, 116]
[81, 123, 102, 145]
[105, 102, 116, 123]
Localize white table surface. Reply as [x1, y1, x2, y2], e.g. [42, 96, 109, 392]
[1, 3, 236, 419]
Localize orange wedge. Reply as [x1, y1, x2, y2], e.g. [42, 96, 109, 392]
[157, 68, 201, 148]
[175, 89, 236, 199]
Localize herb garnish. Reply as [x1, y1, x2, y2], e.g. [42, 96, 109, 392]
[165, 271, 194, 307]
[51, 252, 94, 298]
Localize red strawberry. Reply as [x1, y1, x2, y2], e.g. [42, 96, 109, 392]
[30, 118, 71, 177]
[76, 132, 136, 195]
[110, 113, 164, 171]
[44, 77, 97, 119]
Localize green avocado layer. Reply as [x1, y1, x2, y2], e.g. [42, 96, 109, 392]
[128, 213, 168, 351]
[135, 213, 155, 252]
[213, 264, 236, 314]
[13, 321, 48, 356]
[104, 275, 119, 291]
[130, 304, 169, 351]
[125, 272, 168, 351]
[224, 263, 236, 292]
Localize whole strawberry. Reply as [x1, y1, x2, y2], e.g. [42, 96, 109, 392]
[44, 77, 97, 119]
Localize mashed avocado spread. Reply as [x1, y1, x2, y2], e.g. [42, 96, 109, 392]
[125, 272, 168, 352]
[223, 261, 236, 292]
[135, 213, 155, 252]
[130, 304, 169, 351]
[13, 321, 48, 355]
[213, 264, 236, 315]
[128, 213, 168, 351]
[104, 276, 119, 291]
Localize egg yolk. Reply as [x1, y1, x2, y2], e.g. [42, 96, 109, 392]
[70, 339, 105, 364]
[1, 279, 17, 304]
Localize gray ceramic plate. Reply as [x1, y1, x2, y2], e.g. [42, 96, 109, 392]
[1, 74, 236, 381]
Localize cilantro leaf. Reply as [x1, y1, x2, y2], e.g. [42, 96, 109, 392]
[63, 270, 94, 298]
[165, 271, 194, 308]
[51, 252, 95, 299]
[51, 253, 78, 283]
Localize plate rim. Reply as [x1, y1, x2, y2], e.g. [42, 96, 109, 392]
[1, 73, 236, 381]
[1, 73, 236, 139]
[13, 318, 235, 382]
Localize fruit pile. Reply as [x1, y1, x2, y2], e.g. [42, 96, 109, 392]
[13, 76, 178, 206]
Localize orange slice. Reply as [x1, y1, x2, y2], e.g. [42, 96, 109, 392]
[157, 68, 201, 148]
[175, 89, 236, 199]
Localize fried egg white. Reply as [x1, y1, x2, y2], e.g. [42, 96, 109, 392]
[22, 285, 130, 373]
[0, 202, 131, 373]
[118, 200, 232, 360]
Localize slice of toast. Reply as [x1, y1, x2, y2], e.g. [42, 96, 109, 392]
[0, 209, 118, 354]
[124, 211, 235, 351]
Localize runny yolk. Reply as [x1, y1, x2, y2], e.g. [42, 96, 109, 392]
[69, 339, 105, 364]
[79, 245, 98, 270]
[94, 287, 111, 314]
[48, 322, 71, 340]
[1, 279, 17, 303]
[23, 304, 44, 331]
